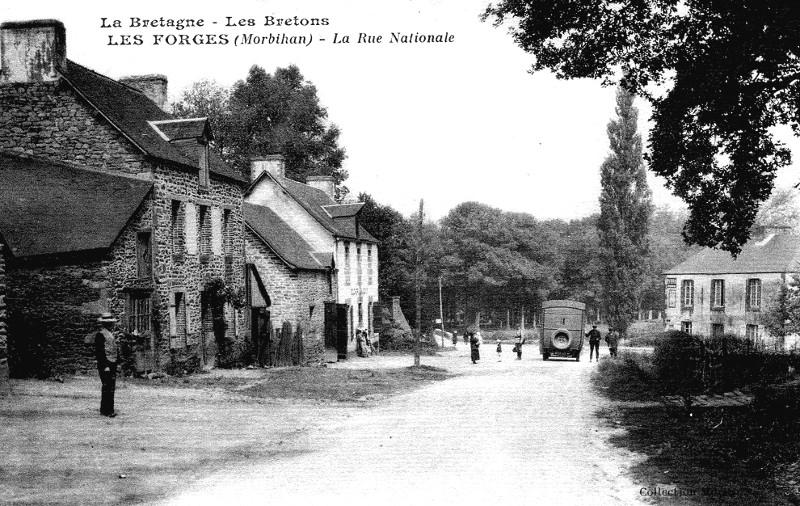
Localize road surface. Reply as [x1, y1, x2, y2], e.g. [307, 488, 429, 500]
[159, 346, 650, 506]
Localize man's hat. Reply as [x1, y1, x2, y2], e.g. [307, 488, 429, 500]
[97, 312, 117, 323]
[592, 325, 597, 328]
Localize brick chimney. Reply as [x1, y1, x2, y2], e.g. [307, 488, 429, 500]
[0, 19, 66, 83]
[306, 176, 335, 199]
[119, 74, 169, 112]
[250, 155, 285, 182]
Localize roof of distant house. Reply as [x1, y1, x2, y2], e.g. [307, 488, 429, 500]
[244, 203, 331, 271]
[663, 233, 800, 275]
[58, 60, 246, 183]
[0, 154, 152, 258]
[263, 175, 377, 243]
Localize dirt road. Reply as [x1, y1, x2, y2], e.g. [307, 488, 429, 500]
[160, 346, 649, 506]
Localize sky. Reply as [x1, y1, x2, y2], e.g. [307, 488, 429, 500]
[3, 0, 800, 221]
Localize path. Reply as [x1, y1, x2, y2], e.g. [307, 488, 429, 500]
[159, 346, 650, 506]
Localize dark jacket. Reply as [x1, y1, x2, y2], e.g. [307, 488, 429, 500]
[95, 328, 118, 370]
[586, 328, 601, 343]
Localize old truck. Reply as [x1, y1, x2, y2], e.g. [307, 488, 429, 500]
[539, 300, 586, 361]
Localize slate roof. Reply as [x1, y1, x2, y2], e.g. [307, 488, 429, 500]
[58, 60, 245, 183]
[244, 203, 330, 271]
[0, 154, 152, 258]
[268, 175, 378, 243]
[664, 234, 800, 275]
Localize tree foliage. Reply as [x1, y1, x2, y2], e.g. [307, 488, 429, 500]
[173, 65, 347, 194]
[597, 88, 652, 334]
[483, 1, 800, 254]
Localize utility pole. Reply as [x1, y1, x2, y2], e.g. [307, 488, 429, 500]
[414, 199, 423, 367]
[438, 276, 445, 349]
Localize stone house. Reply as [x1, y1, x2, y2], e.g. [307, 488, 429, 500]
[244, 201, 334, 365]
[663, 228, 800, 349]
[0, 19, 248, 377]
[245, 156, 379, 359]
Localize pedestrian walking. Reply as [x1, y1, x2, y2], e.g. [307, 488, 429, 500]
[605, 327, 619, 358]
[586, 324, 601, 362]
[469, 332, 481, 364]
[356, 329, 367, 357]
[496, 339, 503, 361]
[94, 312, 119, 417]
[513, 333, 524, 360]
[452, 330, 459, 347]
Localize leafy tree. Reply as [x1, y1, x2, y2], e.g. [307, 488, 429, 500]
[439, 202, 558, 328]
[357, 193, 414, 302]
[548, 215, 603, 318]
[752, 187, 800, 234]
[597, 88, 652, 335]
[173, 66, 347, 194]
[483, 1, 800, 254]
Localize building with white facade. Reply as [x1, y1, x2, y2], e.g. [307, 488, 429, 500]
[663, 229, 800, 348]
[245, 156, 379, 359]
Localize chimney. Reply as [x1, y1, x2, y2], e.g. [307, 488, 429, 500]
[0, 19, 66, 83]
[250, 154, 285, 182]
[306, 176, 336, 199]
[119, 74, 169, 112]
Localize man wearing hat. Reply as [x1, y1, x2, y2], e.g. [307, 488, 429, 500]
[585, 324, 602, 362]
[95, 312, 119, 417]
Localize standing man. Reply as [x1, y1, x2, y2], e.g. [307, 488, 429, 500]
[606, 327, 619, 358]
[586, 324, 602, 362]
[95, 312, 119, 417]
[514, 333, 524, 360]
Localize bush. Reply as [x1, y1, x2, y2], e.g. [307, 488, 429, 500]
[651, 330, 704, 393]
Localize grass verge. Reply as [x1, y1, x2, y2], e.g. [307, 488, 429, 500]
[595, 356, 800, 505]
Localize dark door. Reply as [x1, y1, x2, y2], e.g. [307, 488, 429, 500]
[336, 303, 349, 360]
[251, 308, 271, 366]
[324, 302, 336, 350]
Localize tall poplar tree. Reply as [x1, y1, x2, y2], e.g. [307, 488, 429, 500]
[597, 88, 652, 335]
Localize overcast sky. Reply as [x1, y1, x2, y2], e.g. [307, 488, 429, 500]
[4, 0, 800, 221]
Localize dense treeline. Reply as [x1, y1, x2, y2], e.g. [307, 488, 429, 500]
[359, 196, 696, 333]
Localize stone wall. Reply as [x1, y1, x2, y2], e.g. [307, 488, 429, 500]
[6, 255, 110, 377]
[245, 229, 331, 364]
[0, 82, 148, 176]
[152, 164, 247, 368]
[0, 242, 8, 393]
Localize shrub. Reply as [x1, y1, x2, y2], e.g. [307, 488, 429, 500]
[651, 330, 704, 393]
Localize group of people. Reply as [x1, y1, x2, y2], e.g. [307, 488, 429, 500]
[585, 325, 619, 362]
[457, 330, 525, 364]
[356, 328, 376, 357]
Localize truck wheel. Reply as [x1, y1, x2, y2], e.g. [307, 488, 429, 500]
[552, 331, 571, 350]
[543, 352, 549, 361]
[575, 353, 580, 362]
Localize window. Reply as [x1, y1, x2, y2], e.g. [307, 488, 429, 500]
[711, 323, 724, 337]
[746, 279, 762, 310]
[127, 293, 151, 334]
[681, 280, 694, 308]
[136, 231, 152, 279]
[367, 246, 373, 285]
[357, 245, 363, 286]
[344, 242, 351, 286]
[172, 292, 187, 348]
[711, 279, 725, 308]
[171, 200, 185, 260]
[199, 143, 210, 188]
[223, 209, 233, 258]
[746, 324, 759, 341]
[668, 289, 676, 308]
[199, 205, 211, 258]
[681, 321, 692, 335]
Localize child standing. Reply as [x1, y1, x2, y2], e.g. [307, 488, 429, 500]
[496, 339, 503, 361]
